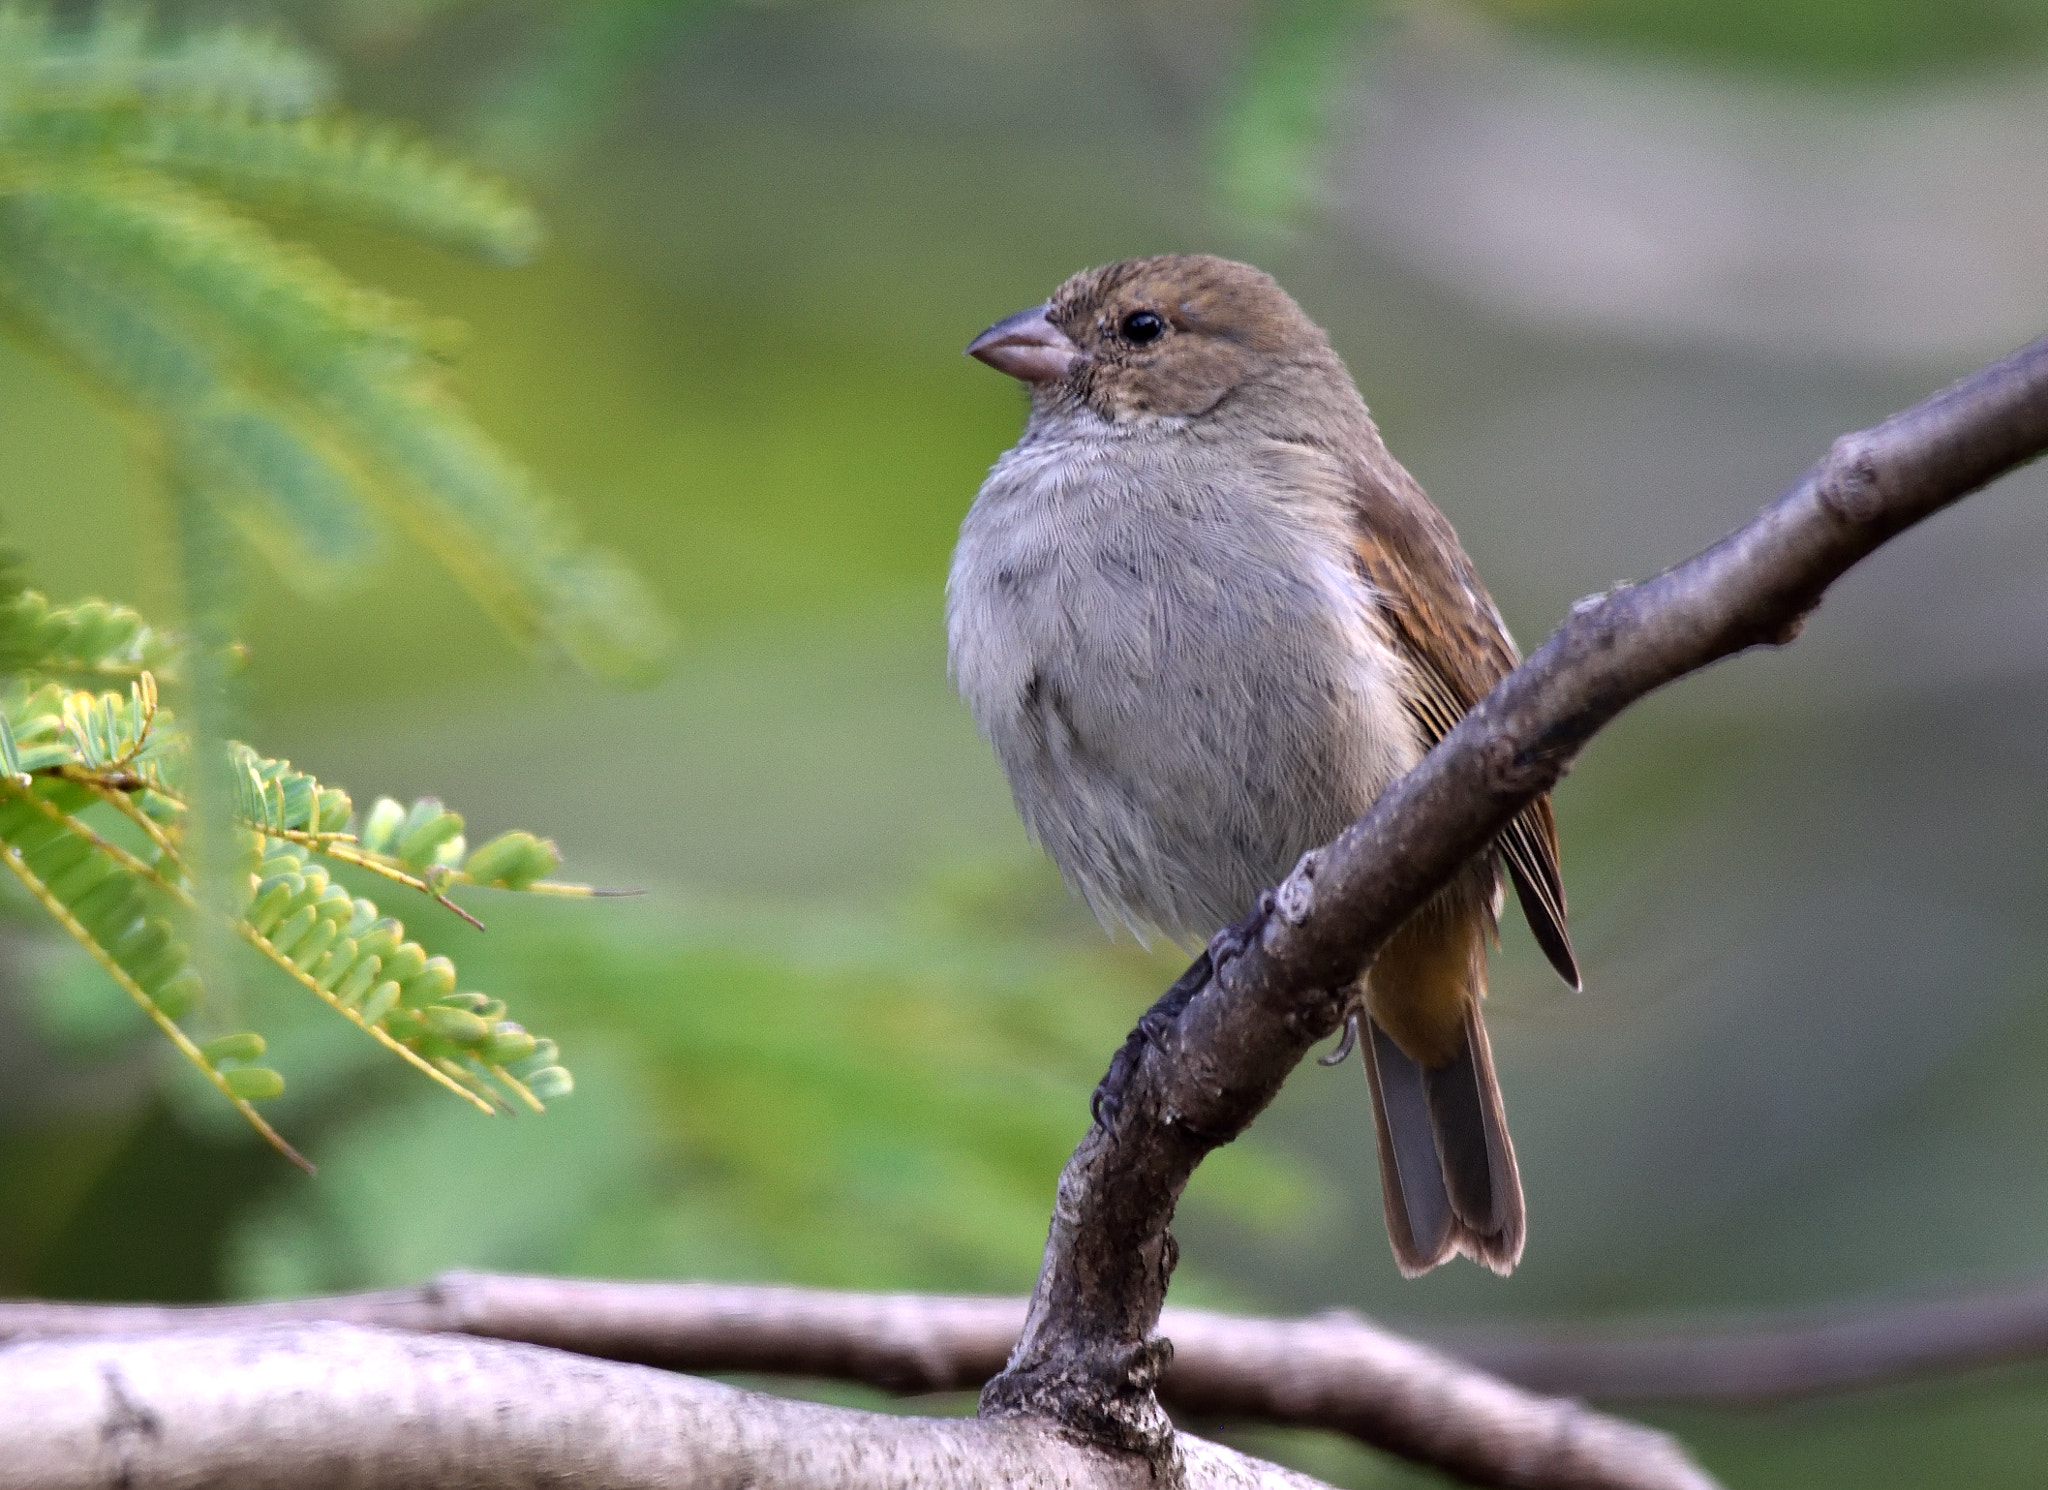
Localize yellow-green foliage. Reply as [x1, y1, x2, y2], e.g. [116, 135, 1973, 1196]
[0, 588, 175, 678]
[0, 4, 671, 682]
[0, 585, 582, 1167]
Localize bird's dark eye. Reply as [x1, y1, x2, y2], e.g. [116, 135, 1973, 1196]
[1119, 310, 1166, 345]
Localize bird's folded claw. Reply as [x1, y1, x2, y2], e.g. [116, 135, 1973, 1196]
[1318, 1008, 1362, 1066]
[1206, 912, 1254, 970]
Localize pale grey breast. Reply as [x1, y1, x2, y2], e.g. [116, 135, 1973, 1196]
[947, 414, 1426, 942]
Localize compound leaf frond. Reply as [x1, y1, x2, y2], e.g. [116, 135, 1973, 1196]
[0, 594, 582, 1161]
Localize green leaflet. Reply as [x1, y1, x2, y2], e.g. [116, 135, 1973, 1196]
[461, 831, 561, 891]
[200, 1030, 265, 1064]
[0, 590, 176, 679]
[230, 742, 352, 836]
[59, 672, 171, 773]
[0, 9, 333, 118]
[222, 1065, 285, 1100]
[0, 779, 201, 1015]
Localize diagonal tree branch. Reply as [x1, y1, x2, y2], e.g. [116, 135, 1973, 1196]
[980, 332, 2048, 1457]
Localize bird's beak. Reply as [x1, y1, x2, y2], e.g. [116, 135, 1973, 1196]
[966, 304, 1082, 384]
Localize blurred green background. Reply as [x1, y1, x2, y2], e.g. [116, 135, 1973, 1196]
[9, 2, 2048, 1485]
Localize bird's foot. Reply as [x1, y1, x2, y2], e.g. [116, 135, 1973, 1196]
[1091, 951, 1210, 1128]
[1089, 902, 1267, 1128]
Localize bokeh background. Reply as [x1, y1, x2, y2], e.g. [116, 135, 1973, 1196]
[7, 2, 2048, 1484]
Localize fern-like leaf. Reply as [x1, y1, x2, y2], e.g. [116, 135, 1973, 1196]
[0, 590, 586, 1163]
[13, 166, 668, 674]
[135, 111, 543, 264]
[0, 8, 331, 117]
[0, 773, 304, 1163]
[0, 192, 387, 584]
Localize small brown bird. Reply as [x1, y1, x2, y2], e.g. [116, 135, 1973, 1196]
[947, 255, 1577, 1275]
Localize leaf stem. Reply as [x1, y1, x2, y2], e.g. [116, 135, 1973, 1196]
[0, 817, 311, 1172]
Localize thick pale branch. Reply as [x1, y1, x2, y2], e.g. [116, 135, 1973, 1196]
[14, 1270, 2048, 1412]
[0, 1275, 1021, 1394]
[985, 335, 2048, 1456]
[0, 1323, 1326, 1490]
[0, 1272, 1709, 1489]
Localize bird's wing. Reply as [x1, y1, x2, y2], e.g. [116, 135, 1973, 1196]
[1337, 447, 1581, 990]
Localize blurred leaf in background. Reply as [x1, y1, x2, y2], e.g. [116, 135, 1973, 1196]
[1212, 0, 1379, 225]
[0, 2, 672, 684]
[326, 0, 753, 177]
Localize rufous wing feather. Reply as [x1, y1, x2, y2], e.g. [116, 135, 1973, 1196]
[1336, 449, 1579, 988]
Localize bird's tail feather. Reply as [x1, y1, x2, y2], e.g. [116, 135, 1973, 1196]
[1362, 1004, 1523, 1276]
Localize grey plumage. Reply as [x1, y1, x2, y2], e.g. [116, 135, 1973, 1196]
[948, 408, 1421, 940]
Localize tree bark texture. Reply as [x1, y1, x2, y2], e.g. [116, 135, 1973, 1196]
[16, 1270, 2048, 1414]
[0, 1274, 1712, 1490]
[0, 1323, 1334, 1490]
[981, 333, 2048, 1456]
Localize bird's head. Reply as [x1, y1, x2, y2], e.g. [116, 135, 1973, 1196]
[967, 254, 1352, 429]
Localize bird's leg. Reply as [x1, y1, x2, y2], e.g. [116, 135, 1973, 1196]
[1090, 899, 1267, 1127]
